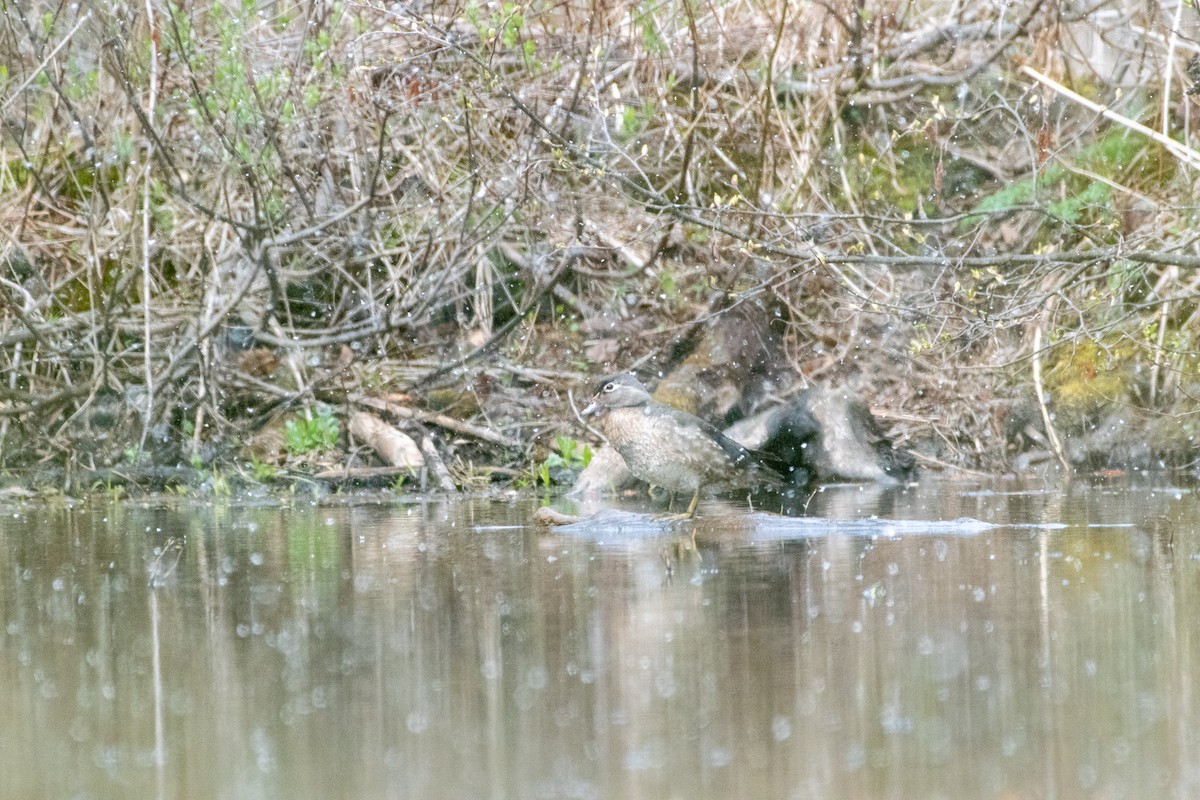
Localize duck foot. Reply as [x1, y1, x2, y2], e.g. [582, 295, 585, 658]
[654, 490, 698, 522]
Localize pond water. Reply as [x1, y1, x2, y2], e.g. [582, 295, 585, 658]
[2, 479, 1199, 800]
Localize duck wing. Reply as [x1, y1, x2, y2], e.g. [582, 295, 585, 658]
[646, 404, 789, 484]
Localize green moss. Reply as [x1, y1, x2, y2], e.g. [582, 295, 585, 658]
[1044, 340, 1139, 427]
[61, 258, 126, 313]
[830, 129, 987, 217]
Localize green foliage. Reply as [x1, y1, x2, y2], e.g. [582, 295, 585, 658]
[1047, 179, 1110, 226]
[63, 67, 99, 103]
[658, 271, 677, 300]
[968, 127, 1154, 230]
[248, 455, 277, 482]
[535, 435, 593, 486]
[285, 407, 340, 455]
[466, 0, 530, 52]
[618, 100, 656, 141]
[90, 480, 127, 501]
[303, 25, 333, 64]
[970, 170, 1041, 214]
[303, 84, 321, 109]
[1085, 126, 1146, 169]
[558, 436, 592, 466]
[634, 1, 667, 54]
[1106, 260, 1143, 297]
[150, 179, 175, 235]
[168, 1, 291, 197]
[836, 132, 940, 215]
[262, 190, 288, 226]
[209, 468, 231, 497]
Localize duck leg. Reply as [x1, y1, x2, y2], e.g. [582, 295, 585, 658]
[648, 485, 671, 508]
[655, 488, 701, 523]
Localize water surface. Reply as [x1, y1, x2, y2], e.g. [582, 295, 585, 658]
[2, 480, 1198, 799]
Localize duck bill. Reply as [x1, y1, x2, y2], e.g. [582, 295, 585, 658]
[581, 398, 600, 416]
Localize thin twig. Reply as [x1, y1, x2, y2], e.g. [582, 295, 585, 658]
[0, 12, 92, 114]
[352, 394, 520, 449]
[1030, 300, 1070, 474]
[1021, 65, 1200, 170]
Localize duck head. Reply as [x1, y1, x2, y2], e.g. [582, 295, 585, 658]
[581, 372, 652, 416]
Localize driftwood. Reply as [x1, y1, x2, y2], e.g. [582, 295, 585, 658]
[533, 506, 579, 527]
[419, 433, 458, 492]
[347, 411, 424, 469]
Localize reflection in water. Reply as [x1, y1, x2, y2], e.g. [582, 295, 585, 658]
[0, 482, 1198, 799]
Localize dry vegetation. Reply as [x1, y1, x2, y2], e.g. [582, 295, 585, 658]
[2, 0, 1200, 488]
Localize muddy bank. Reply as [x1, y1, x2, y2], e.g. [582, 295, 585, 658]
[1, 304, 1191, 498]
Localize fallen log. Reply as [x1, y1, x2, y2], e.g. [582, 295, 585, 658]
[347, 410, 424, 469]
[352, 393, 520, 449]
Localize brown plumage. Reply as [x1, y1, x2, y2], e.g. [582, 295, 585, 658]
[581, 372, 785, 517]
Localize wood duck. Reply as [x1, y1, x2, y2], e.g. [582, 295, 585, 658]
[581, 372, 785, 517]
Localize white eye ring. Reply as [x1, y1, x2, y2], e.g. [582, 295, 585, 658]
[603, 382, 615, 392]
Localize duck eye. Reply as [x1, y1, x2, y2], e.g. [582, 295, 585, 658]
[603, 382, 615, 392]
